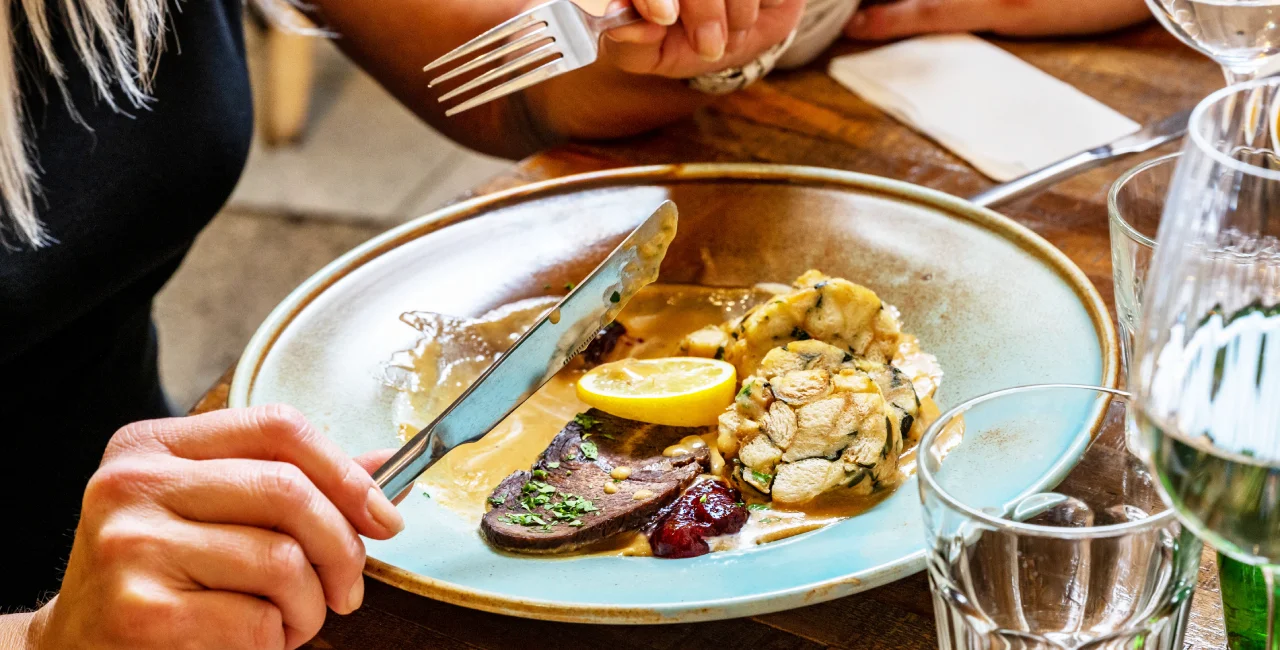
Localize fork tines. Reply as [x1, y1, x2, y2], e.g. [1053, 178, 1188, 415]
[424, 6, 569, 117]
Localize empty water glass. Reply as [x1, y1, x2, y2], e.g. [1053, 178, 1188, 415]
[1109, 154, 1176, 373]
[918, 384, 1202, 650]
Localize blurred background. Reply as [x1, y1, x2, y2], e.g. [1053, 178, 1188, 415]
[155, 18, 512, 410]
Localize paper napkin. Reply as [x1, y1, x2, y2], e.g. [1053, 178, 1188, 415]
[828, 34, 1140, 181]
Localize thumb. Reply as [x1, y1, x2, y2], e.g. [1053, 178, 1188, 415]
[354, 448, 413, 505]
[631, 0, 679, 26]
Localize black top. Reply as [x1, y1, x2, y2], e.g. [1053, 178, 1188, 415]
[1, 0, 253, 361]
[0, 0, 253, 607]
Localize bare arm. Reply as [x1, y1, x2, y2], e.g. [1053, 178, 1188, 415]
[0, 607, 47, 649]
[305, 0, 804, 159]
[845, 0, 1150, 41]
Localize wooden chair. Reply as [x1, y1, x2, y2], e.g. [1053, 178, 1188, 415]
[256, 6, 316, 145]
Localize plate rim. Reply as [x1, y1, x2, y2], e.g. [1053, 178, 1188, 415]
[228, 163, 1119, 624]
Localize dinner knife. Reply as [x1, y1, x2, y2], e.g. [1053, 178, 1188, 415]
[968, 109, 1192, 209]
[372, 201, 679, 500]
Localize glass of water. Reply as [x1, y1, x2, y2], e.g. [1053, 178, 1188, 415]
[1133, 77, 1280, 649]
[1146, 0, 1280, 84]
[919, 384, 1203, 650]
[1111, 151, 1278, 645]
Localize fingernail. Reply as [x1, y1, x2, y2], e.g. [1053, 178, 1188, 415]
[648, 0, 678, 25]
[346, 576, 365, 613]
[695, 23, 726, 62]
[850, 12, 867, 28]
[366, 487, 405, 535]
[728, 29, 748, 50]
[761, 0, 785, 6]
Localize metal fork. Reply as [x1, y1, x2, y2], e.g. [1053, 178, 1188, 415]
[424, 0, 643, 117]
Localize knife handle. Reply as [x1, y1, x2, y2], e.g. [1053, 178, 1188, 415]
[968, 146, 1110, 209]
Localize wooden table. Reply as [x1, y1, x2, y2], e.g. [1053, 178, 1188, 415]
[195, 23, 1232, 648]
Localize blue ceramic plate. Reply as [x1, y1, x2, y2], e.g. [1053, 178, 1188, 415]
[230, 164, 1117, 624]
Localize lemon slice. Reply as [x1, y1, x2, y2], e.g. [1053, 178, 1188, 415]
[576, 357, 737, 427]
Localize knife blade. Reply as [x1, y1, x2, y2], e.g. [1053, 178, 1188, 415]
[373, 201, 680, 500]
[969, 109, 1191, 209]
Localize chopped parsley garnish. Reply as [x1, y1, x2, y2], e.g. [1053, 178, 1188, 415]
[737, 380, 754, 399]
[749, 469, 773, 485]
[747, 503, 770, 511]
[543, 284, 552, 290]
[501, 488, 600, 532]
[517, 480, 557, 511]
[499, 513, 548, 527]
[573, 413, 599, 430]
[699, 494, 708, 504]
[790, 327, 812, 340]
[547, 461, 560, 469]
[564, 282, 576, 291]
[519, 492, 551, 512]
[760, 517, 781, 525]
[532, 469, 549, 479]
[610, 290, 621, 303]
[548, 494, 598, 521]
[488, 496, 505, 507]
[579, 441, 598, 461]
[714, 345, 725, 360]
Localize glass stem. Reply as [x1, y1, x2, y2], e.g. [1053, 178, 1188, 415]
[1223, 66, 1256, 87]
[1266, 565, 1278, 650]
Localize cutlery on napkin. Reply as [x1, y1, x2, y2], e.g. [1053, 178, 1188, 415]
[828, 34, 1141, 182]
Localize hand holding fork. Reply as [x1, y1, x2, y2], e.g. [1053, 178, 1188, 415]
[426, 0, 804, 116]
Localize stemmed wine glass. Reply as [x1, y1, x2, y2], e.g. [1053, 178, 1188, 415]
[1132, 78, 1280, 649]
[1146, 0, 1280, 84]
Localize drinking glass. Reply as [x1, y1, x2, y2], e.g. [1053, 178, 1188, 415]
[1131, 77, 1280, 649]
[919, 384, 1202, 650]
[1145, 0, 1280, 84]
[1111, 152, 1276, 646]
[1110, 154, 1177, 373]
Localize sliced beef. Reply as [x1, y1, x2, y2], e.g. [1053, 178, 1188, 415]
[480, 409, 711, 553]
[581, 322, 630, 367]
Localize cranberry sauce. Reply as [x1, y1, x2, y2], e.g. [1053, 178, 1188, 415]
[648, 479, 748, 558]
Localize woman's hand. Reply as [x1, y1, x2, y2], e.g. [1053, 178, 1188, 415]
[604, 0, 805, 78]
[28, 406, 404, 650]
[844, 0, 1150, 41]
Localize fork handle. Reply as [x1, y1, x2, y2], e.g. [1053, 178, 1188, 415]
[590, 6, 643, 33]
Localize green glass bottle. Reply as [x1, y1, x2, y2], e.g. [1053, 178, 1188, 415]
[1219, 552, 1279, 649]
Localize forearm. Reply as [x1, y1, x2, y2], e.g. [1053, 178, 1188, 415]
[306, 0, 711, 158]
[848, 0, 1151, 40]
[0, 606, 45, 650]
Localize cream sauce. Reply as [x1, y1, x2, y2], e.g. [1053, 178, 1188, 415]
[386, 283, 961, 553]
[387, 285, 765, 521]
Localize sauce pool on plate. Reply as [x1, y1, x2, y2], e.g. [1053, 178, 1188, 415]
[384, 284, 961, 554]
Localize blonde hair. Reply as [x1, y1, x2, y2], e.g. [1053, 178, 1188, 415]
[1, 0, 315, 248]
